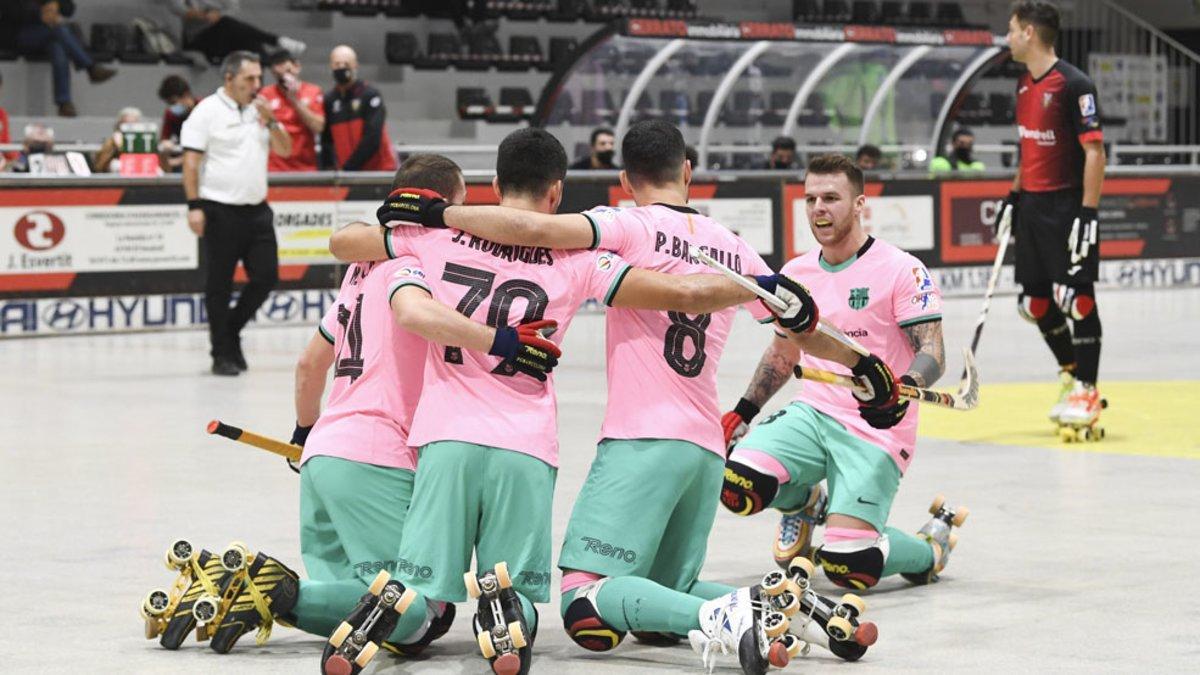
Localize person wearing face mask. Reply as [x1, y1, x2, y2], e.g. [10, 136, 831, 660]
[260, 50, 324, 172]
[568, 127, 618, 170]
[157, 75, 200, 173]
[319, 45, 396, 172]
[929, 128, 985, 174]
[761, 135, 799, 170]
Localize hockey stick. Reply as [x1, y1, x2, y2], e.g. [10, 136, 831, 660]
[688, 245, 870, 357]
[966, 203, 1014, 364]
[793, 347, 980, 411]
[206, 420, 301, 462]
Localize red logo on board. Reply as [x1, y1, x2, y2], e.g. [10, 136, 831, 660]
[14, 211, 66, 251]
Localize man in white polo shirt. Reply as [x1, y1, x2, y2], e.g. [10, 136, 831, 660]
[182, 50, 293, 376]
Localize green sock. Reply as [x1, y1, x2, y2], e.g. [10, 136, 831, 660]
[515, 591, 538, 634]
[686, 579, 735, 601]
[386, 590, 430, 644]
[560, 576, 704, 635]
[881, 526, 934, 577]
[292, 579, 370, 638]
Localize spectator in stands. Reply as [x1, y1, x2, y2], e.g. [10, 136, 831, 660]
[762, 135, 798, 170]
[929, 128, 985, 174]
[261, 50, 324, 172]
[11, 122, 89, 174]
[157, 75, 199, 172]
[569, 127, 619, 170]
[15, 0, 116, 117]
[0, 71, 14, 171]
[93, 106, 142, 173]
[855, 143, 882, 170]
[320, 45, 396, 172]
[170, 0, 306, 64]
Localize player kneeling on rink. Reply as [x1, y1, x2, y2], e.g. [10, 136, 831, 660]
[719, 156, 968, 660]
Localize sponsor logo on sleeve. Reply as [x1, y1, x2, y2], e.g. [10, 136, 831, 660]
[1079, 93, 1096, 116]
[595, 252, 615, 271]
[394, 266, 425, 279]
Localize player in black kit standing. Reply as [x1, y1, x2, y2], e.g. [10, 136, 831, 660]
[1003, 1, 1107, 440]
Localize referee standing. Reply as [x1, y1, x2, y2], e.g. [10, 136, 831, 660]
[182, 50, 293, 376]
[1004, 1, 1106, 430]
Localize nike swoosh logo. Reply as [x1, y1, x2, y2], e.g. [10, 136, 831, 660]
[856, 497, 879, 506]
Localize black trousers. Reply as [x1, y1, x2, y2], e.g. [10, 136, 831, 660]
[201, 201, 277, 359]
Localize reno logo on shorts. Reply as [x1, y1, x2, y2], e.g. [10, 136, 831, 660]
[580, 536, 637, 563]
[394, 558, 434, 579]
[848, 287, 869, 310]
[518, 571, 552, 588]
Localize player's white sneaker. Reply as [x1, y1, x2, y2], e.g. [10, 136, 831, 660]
[689, 586, 790, 674]
[1047, 369, 1076, 423]
[773, 483, 827, 569]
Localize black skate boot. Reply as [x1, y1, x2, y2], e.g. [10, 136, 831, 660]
[140, 539, 230, 650]
[901, 494, 969, 586]
[321, 570, 418, 675]
[207, 547, 300, 653]
[381, 601, 457, 657]
[763, 557, 878, 663]
[467, 562, 534, 675]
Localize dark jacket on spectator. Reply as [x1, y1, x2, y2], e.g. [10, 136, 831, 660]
[320, 80, 396, 172]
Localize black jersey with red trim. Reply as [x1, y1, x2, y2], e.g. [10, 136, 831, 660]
[1015, 59, 1103, 193]
[320, 80, 397, 172]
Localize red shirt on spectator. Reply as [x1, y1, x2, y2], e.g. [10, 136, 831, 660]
[161, 98, 201, 143]
[0, 106, 16, 162]
[261, 80, 324, 172]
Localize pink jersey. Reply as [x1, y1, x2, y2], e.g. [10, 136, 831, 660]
[301, 259, 429, 471]
[584, 204, 774, 456]
[781, 237, 942, 474]
[387, 225, 631, 467]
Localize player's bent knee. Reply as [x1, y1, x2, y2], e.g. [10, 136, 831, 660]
[1053, 283, 1095, 320]
[817, 538, 888, 590]
[563, 580, 625, 652]
[1018, 293, 1050, 323]
[720, 460, 779, 516]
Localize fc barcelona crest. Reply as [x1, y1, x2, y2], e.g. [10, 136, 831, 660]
[849, 287, 869, 310]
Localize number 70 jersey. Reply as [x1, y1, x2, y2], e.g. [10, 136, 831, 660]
[386, 225, 632, 468]
[584, 204, 774, 457]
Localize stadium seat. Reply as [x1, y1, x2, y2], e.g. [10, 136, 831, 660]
[907, 1, 933, 25]
[688, 90, 714, 127]
[723, 90, 765, 127]
[660, 90, 690, 124]
[547, 89, 575, 124]
[880, 1, 904, 24]
[418, 33, 462, 69]
[460, 28, 502, 71]
[629, 0, 661, 18]
[507, 35, 545, 71]
[762, 91, 793, 126]
[549, 0, 585, 21]
[935, 2, 966, 27]
[580, 89, 616, 125]
[386, 32, 420, 65]
[664, 0, 697, 18]
[987, 92, 1015, 125]
[821, 0, 852, 23]
[488, 87, 535, 122]
[89, 24, 125, 63]
[457, 87, 493, 120]
[589, 0, 627, 21]
[794, 0, 821, 21]
[548, 37, 578, 71]
[851, 1, 880, 23]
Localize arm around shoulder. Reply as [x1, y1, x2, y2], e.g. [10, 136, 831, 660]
[328, 222, 390, 263]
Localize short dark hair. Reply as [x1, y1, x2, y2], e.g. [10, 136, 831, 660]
[391, 154, 464, 198]
[590, 127, 614, 146]
[951, 128, 975, 141]
[1011, 1, 1060, 46]
[622, 120, 685, 187]
[221, 50, 260, 80]
[855, 144, 882, 162]
[771, 136, 797, 152]
[266, 49, 296, 67]
[496, 128, 568, 198]
[685, 145, 698, 169]
[806, 154, 865, 197]
[157, 75, 191, 102]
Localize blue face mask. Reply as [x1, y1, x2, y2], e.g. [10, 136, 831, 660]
[168, 103, 187, 116]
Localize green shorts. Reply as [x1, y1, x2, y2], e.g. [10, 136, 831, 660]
[395, 441, 557, 603]
[299, 456, 414, 585]
[733, 402, 901, 532]
[558, 438, 723, 593]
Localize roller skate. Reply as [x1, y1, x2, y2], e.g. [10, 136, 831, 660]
[139, 540, 246, 650]
[688, 585, 792, 675]
[762, 557, 877, 663]
[322, 570, 417, 675]
[773, 483, 827, 569]
[1047, 369, 1076, 424]
[207, 547, 300, 653]
[467, 562, 533, 675]
[381, 601, 457, 657]
[1057, 381, 1106, 442]
[901, 494, 968, 586]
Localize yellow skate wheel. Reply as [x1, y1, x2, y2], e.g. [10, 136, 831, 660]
[783, 634, 803, 659]
[166, 540, 194, 568]
[478, 630, 497, 659]
[826, 616, 853, 642]
[948, 532, 959, 551]
[840, 594, 866, 617]
[329, 621, 352, 648]
[355, 642, 379, 667]
[952, 506, 969, 527]
[929, 494, 946, 515]
[143, 588, 171, 616]
[1058, 427, 1076, 442]
[509, 621, 527, 649]
[783, 579, 802, 598]
[394, 587, 417, 614]
[368, 570, 390, 595]
[464, 571, 482, 599]
[494, 561, 512, 589]
[761, 570, 788, 596]
[775, 591, 800, 616]
[763, 611, 789, 639]
[788, 556, 815, 580]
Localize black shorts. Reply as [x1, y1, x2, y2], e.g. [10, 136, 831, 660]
[1014, 188, 1098, 289]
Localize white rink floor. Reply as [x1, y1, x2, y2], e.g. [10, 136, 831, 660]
[1, 289, 1198, 674]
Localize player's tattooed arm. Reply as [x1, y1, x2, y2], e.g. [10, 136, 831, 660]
[902, 319, 945, 387]
[742, 335, 802, 407]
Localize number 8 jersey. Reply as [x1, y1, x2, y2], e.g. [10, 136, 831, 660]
[386, 225, 632, 468]
[583, 204, 774, 457]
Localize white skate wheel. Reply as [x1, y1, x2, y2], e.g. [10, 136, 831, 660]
[368, 570, 390, 595]
[827, 615, 853, 641]
[329, 621, 352, 648]
[464, 571, 482, 599]
[763, 611, 789, 639]
[929, 495, 946, 515]
[839, 593, 866, 617]
[395, 587, 417, 614]
[478, 630, 497, 659]
[354, 641, 379, 667]
[166, 540, 194, 567]
[761, 570, 788, 596]
[509, 621, 527, 649]
[787, 556, 814, 580]
[494, 561, 512, 589]
[951, 506, 969, 527]
[143, 589, 171, 616]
